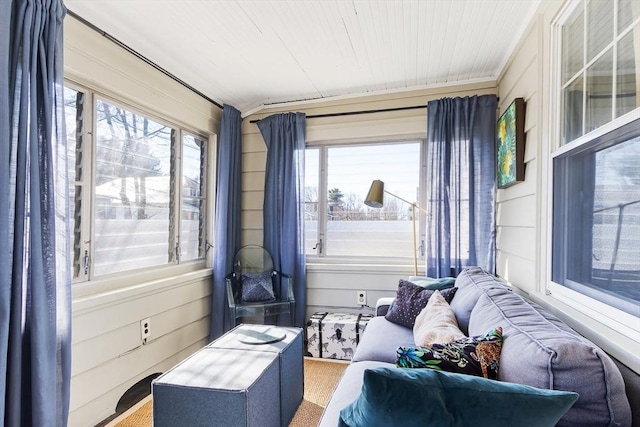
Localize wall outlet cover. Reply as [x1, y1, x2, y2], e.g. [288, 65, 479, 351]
[140, 318, 151, 341]
[357, 291, 367, 305]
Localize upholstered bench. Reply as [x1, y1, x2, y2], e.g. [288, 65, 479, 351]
[153, 324, 303, 427]
[207, 324, 304, 424]
[153, 347, 280, 427]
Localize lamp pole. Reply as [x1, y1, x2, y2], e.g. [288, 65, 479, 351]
[383, 190, 426, 277]
[364, 180, 427, 277]
[411, 203, 418, 275]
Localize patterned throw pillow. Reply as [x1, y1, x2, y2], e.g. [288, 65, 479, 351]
[396, 327, 503, 379]
[384, 280, 458, 328]
[241, 271, 276, 302]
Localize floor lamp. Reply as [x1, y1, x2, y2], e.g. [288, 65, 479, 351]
[364, 179, 427, 276]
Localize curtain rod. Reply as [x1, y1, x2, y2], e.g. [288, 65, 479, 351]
[66, 9, 224, 110]
[249, 104, 427, 123]
[249, 96, 499, 123]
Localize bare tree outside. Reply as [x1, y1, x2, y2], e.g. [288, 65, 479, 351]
[95, 101, 168, 220]
[92, 99, 173, 275]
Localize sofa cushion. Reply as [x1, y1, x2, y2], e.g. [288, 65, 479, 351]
[413, 290, 465, 346]
[448, 267, 511, 334]
[317, 361, 393, 427]
[385, 280, 458, 328]
[338, 367, 579, 427]
[396, 327, 503, 380]
[351, 317, 414, 364]
[468, 287, 632, 427]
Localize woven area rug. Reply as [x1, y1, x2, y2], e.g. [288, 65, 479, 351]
[106, 357, 348, 427]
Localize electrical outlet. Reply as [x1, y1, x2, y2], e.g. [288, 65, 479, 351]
[140, 318, 151, 342]
[356, 290, 367, 305]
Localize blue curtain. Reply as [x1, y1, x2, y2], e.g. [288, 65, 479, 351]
[426, 95, 497, 277]
[0, 1, 71, 426]
[210, 104, 242, 340]
[257, 113, 306, 328]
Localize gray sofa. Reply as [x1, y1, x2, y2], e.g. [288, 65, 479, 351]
[319, 267, 638, 427]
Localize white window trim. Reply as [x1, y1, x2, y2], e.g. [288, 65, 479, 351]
[66, 81, 213, 286]
[547, 281, 640, 339]
[178, 130, 210, 263]
[545, 0, 640, 342]
[205, 133, 217, 269]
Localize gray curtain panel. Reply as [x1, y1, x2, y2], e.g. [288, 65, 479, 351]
[0, 1, 71, 426]
[258, 113, 307, 328]
[426, 95, 497, 278]
[210, 104, 243, 340]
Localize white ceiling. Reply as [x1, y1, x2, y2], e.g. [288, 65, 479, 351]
[64, 0, 540, 115]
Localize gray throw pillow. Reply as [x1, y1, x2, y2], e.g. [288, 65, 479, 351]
[241, 271, 276, 302]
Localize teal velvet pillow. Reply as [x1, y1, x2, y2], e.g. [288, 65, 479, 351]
[408, 276, 456, 290]
[338, 368, 579, 427]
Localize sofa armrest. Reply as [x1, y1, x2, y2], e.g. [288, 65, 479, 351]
[375, 297, 395, 316]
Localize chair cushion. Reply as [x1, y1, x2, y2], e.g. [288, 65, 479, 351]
[241, 271, 275, 302]
[338, 367, 579, 427]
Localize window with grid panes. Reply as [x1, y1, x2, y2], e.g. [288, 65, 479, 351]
[551, 0, 640, 319]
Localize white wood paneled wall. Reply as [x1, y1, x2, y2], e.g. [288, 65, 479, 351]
[495, 0, 563, 293]
[495, 10, 543, 293]
[64, 17, 220, 427]
[243, 81, 498, 319]
[495, 0, 639, 369]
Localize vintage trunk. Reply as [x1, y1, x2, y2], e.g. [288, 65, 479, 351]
[306, 312, 373, 360]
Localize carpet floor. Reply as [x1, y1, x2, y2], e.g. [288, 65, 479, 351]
[106, 357, 348, 427]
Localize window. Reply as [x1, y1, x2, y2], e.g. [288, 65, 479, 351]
[552, 121, 640, 316]
[64, 85, 209, 281]
[180, 133, 208, 262]
[560, 0, 639, 143]
[305, 141, 425, 261]
[552, 0, 640, 320]
[94, 99, 174, 275]
[64, 87, 85, 279]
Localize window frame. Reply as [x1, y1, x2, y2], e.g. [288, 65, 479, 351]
[548, 0, 640, 340]
[305, 139, 428, 268]
[65, 81, 213, 285]
[179, 131, 209, 262]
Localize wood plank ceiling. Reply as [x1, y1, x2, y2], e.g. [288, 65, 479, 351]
[64, 0, 541, 115]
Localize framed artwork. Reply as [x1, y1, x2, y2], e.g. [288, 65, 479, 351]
[496, 97, 526, 189]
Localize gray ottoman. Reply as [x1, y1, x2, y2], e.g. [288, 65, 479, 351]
[207, 324, 304, 426]
[152, 348, 280, 427]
